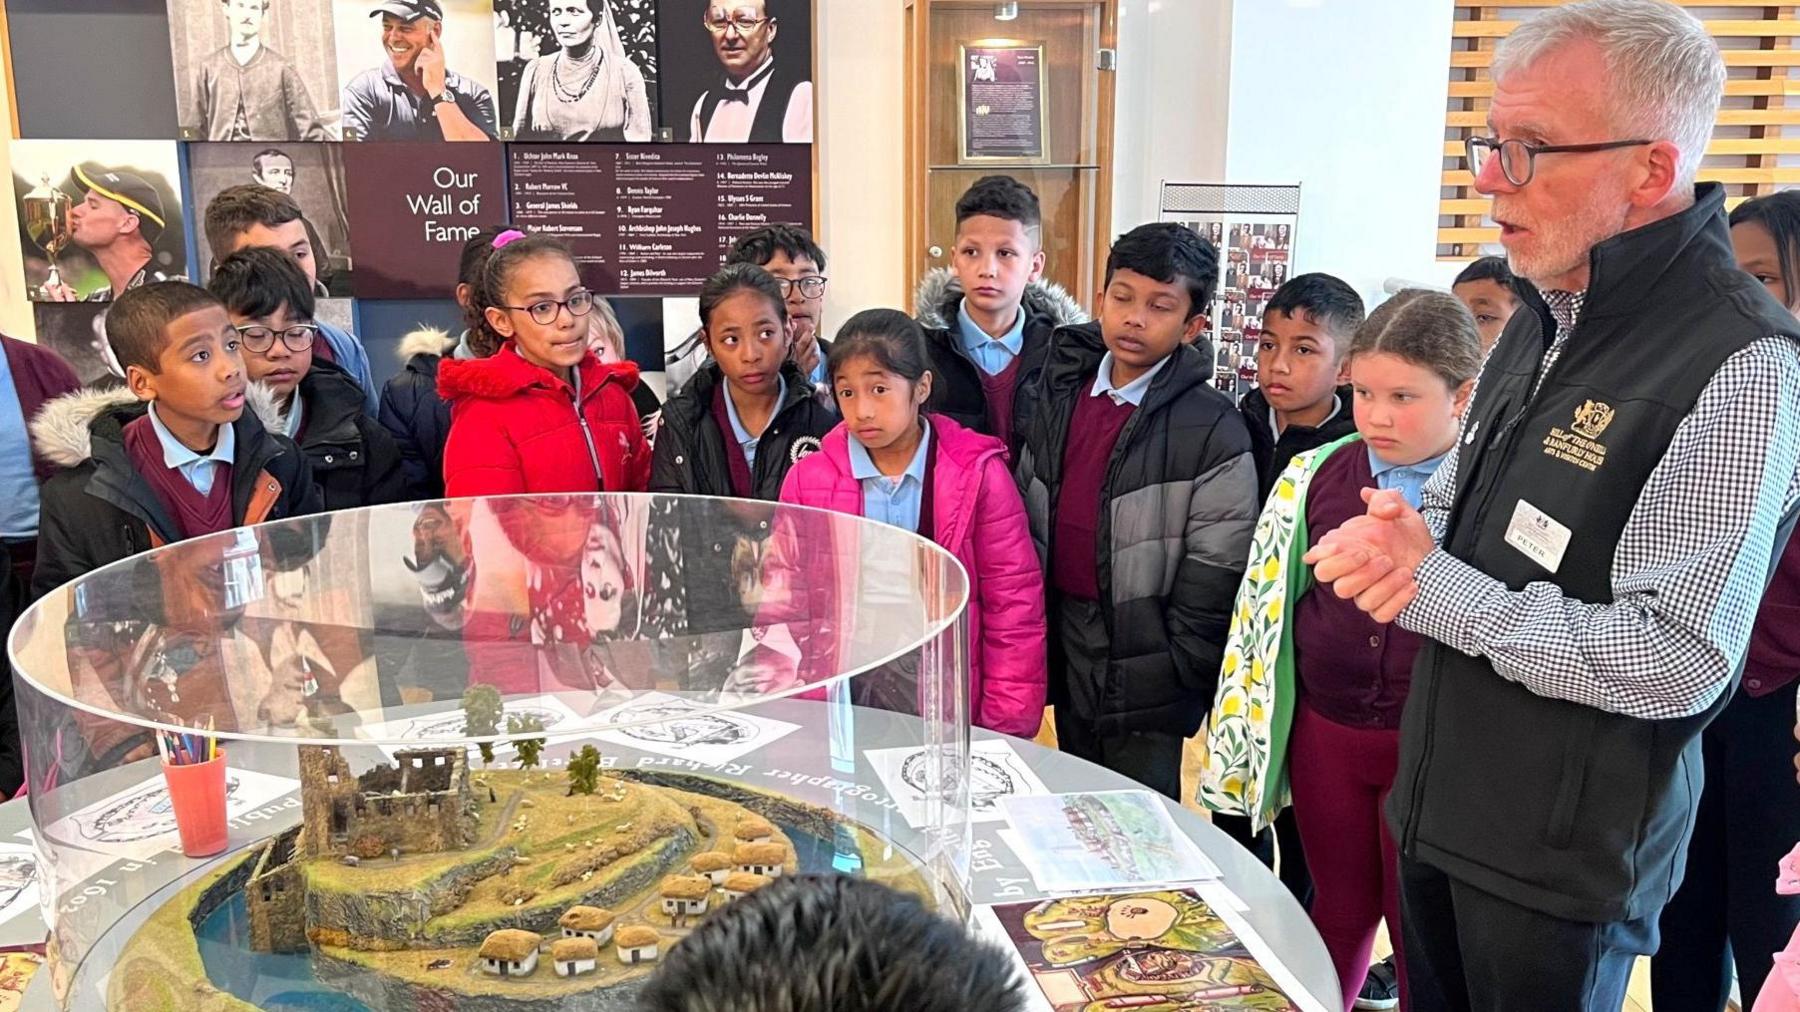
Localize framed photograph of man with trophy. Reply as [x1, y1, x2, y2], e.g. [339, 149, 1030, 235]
[9, 140, 188, 303]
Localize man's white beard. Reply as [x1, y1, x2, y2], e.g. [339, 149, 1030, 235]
[1505, 199, 1628, 291]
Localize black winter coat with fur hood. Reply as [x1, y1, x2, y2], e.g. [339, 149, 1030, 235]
[912, 267, 1088, 458]
[28, 385, 321, 599]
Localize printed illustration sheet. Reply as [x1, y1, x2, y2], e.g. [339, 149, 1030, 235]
[865, 738, 1051, 829]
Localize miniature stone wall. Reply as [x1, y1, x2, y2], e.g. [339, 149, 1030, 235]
[246, 827, 307, 952]
[307, 847, 521, 946]
[299, 745, 359, 858]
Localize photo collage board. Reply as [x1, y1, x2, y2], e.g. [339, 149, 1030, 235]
[1159, 183, 1302, 403]
[7, 0, 816, 391]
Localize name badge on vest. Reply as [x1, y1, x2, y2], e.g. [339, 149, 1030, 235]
[1503, 499, 1572, 574]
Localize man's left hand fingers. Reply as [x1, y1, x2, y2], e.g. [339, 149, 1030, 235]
[1329, 555, 1395, 600]
[1356, 567, 1417, 621]
[1370, 581, 1419, 624]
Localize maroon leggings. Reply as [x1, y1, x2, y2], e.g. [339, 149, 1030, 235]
[1288, 701, 1408, 1012]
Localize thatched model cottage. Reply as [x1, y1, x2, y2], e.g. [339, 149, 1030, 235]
[615, 924, 661, 964]
[551, 936, 600, 977]
[733, 842, 786, 878]
[559, 904, 617, 945]
[721, 871, 772, 903]
[478, 928, 542, 978]
[691, 851, 734, 885]
[660, 875, 712, 927]
[732, 816, 775, 845]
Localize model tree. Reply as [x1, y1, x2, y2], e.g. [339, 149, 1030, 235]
[566, 745, 602, 796]
[508, 713, 546, 771]
[462, 684, 503, 767]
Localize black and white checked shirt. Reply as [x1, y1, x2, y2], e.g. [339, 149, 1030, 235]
[1398, 290, 1800, 719]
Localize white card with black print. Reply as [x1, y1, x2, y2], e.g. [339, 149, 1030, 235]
[589, 691, 800, 767]
[1504, 498, 1572, 574]
[0, 844, 38, 927]
[865, 739, 1051, 830]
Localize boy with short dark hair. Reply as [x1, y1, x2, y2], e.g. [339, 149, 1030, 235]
[636, 873, 1028, 1012]
[1240, 272, 1365, 499]
[30, 282, 320, 598]
[726, 224, 833, 389]
[917, 174, 1084, 453]
[204, 185, 375, 410]
[209, 247, 405, 512]
[1015, 222, 1257, 798]
[1451, 255, 1520, 351]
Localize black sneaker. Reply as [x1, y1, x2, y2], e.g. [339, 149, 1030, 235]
[1354, 957, 1400, 1010]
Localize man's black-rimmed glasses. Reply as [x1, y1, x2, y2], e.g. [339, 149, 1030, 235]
[1465, 136, 1652, 187]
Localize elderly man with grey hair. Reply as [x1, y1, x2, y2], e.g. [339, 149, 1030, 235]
[1303, 1, 1800, 1008]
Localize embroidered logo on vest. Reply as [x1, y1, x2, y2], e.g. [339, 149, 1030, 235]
[789, 436, 822, 463]
[1542, 400, 1613, 473]
[1571, 400, 1615, 440]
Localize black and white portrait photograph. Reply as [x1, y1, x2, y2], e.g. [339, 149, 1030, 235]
[660, 0, 814, 144]
[167, 0, 340, 141]
[495, 0, 658, 141]
[188, 142, 356, 296]
[11, 140, 188, 304]
[33, 303, 112, 386]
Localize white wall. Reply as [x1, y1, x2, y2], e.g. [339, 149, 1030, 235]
[0, 61, 34, 340]
[1110, 0, 1234, 237]
[814, 0, 910, 326]
[1222, 0, 1459, 303]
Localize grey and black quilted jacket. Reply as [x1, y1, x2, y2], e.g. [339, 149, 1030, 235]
[1014, 321, 1258, 737]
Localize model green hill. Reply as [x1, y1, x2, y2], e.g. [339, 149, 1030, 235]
[105, 769, 937, 1009]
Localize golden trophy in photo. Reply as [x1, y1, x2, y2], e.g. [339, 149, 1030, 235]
[22, 174, 73, 299]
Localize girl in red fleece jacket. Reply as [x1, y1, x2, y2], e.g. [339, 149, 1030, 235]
[438, 231, 649, 497]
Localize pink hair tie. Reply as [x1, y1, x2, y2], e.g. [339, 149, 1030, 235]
[492, 229, 527, 250]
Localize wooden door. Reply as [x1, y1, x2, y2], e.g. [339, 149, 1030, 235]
[906, 0, 1116, 302]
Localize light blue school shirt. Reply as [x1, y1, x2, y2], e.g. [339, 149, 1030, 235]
[147, 402, 236, 496]
[849, 421, 933, 533]
[957, 301, 1026, 377]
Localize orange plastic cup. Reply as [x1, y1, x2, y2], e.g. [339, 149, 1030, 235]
[161, 749, 229, 858]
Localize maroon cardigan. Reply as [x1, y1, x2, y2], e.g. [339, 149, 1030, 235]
[1745, 534, 1800, 697]
[1293, 445, 1425, 729]
[2, 334, 81, 487]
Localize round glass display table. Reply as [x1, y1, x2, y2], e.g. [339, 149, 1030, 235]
[6, 495, 1337, 1010]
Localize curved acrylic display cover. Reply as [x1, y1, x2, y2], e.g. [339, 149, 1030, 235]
[8, 495, 975, 1010]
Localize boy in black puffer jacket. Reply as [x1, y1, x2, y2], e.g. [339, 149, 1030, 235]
[917, 176, 1086, 458]
[210, 248, 405, 512]
[1015, 223, 1257, 799]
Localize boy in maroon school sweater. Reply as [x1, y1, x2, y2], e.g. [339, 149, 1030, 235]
[1014, 223, 1258, 798]
[30, 282, 321, 599]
